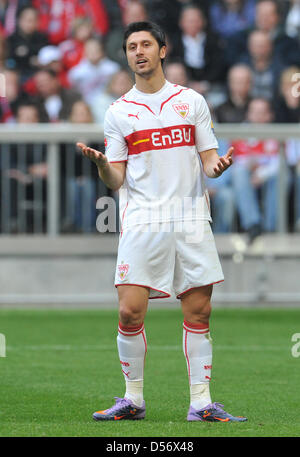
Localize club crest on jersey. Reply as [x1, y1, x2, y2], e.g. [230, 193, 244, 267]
[172, 103, 189, 119]
[118, 261, 129, 280]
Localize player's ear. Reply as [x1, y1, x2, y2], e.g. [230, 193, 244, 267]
[159, 45, 167, 61]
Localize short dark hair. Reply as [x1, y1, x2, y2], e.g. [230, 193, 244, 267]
[122, 21, 166, 61]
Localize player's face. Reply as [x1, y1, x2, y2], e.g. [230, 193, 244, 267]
[126, 31, 166, 77]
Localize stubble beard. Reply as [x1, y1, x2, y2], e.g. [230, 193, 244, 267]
[132, 57, 162, 80]
[134, 65, 155, 79]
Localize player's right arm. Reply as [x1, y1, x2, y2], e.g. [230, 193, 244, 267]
[78, 105, 128, 190]
[76, 142, 126, 191]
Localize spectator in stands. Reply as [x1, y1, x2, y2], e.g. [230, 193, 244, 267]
[177, 0, 211, 17]
[105, 0, 148, 67]
[6, 5, 49, 81]
[215, 63, 252, 123]
[34, 68, 81, 121]
[144, 0, 182, 41]
[60, 100, 99, 233]
[143, 0, 209, 41]
[238, 29, 284, 100]
[231, 97, 281, 242]
[121, 0, 148, 26]
[205, 139, 235, 233]
[68, 37, 120, 105]
[286, 138, 300, 232]
[101, 0, 124, 31]
[254, 0, 300, 66]
[209, 0, 256, 40]
[5, 101, 48, 233]
[227, 0, 300, 67]
[170, 4, 225, 86]
[37, 45, 69, 86]
[285, 0, 300, 44]
[274, 66, 300, 123]
[0, 68, 21, 122]
[0, 0, 29, 37]
[274, 65, 300, 232]
[21, 44, 70, 98]
[32, 0, 109, 45]
[16, 100, 46, 122]
[164, 61, 189, 87]
[0, 68, 43, 123]
[59, 17, 93, 72]
[16, 102, 48, 183]
[69, 99, 93, 124]
[90, 69, 133, 125]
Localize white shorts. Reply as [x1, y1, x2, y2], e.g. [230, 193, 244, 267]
[114, 220, 224, 299]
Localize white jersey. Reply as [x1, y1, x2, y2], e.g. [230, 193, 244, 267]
[104, 81, 218, 229]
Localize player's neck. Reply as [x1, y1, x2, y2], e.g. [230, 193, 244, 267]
[135, 70, 166, 94]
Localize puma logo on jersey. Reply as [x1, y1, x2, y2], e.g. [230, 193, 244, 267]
[128, 112, 140, 120]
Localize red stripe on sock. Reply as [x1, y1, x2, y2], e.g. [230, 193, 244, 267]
[142, 329, 147, 378]
[118, 321, 144, 336]
[118, 322, 144, 332]
[183, 320, 209, 330]
[184, 328, 191, 385]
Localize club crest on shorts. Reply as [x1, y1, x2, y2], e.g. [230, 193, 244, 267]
[118, 261, 129, 280]
[172, 102, 189, 119]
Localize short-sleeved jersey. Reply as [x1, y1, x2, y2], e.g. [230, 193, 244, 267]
[104, 81, 218, 229]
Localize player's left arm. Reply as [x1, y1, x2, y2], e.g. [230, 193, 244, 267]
[199, 146, 234, 178]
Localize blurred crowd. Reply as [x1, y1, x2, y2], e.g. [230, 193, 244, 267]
[0, 0, 300, 237]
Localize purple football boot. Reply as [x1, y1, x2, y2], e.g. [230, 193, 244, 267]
[93, 397, 145, 421]
[187, 402, 247, 422]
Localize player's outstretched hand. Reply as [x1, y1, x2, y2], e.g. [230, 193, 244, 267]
[77, 142, 108, 169]
[213, 146, 233, 177]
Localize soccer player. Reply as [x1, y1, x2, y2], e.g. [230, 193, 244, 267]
[77, 21, 247, 423]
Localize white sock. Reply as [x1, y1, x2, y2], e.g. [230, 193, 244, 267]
[190, 383, 211, 410]
[117, 322, 147, 407]
[124, 380, 144, 407]
[183, 320, 212, 410]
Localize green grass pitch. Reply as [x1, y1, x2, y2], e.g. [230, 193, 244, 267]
[0, 307, 299, 437]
